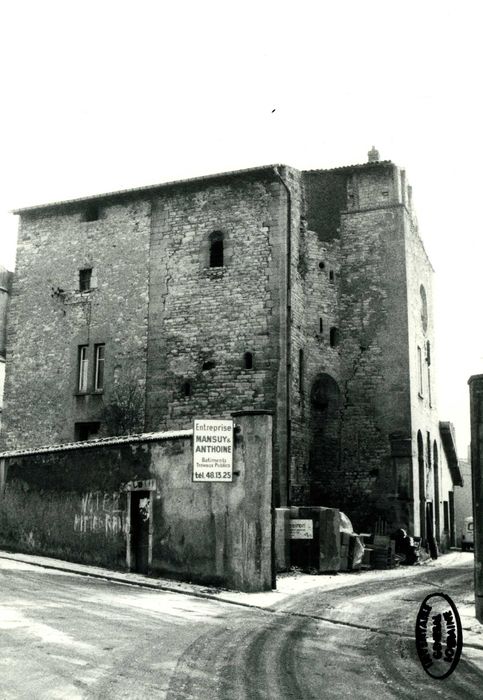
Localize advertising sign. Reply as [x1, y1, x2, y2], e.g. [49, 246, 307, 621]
[193, 419, 234, 482]
[290, 519, 314, 539]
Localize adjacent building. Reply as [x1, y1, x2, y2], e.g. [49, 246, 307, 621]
[0, 265, 13, 430]
[2, 150, 461, 547]
[454, 453, 473, 547]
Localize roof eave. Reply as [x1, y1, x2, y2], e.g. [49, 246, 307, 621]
[439, 421, 463, 487]
[11, 163, 287, 215]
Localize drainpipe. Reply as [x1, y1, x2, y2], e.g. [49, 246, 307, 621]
[273, 166, 292, 507]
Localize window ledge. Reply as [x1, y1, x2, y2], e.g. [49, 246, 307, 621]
[74, 288, 97, 296]
[203, 267, 227, 278]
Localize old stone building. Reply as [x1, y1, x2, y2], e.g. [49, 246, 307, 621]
[2, 150, 461, 545]
[0, 265, 13, 430]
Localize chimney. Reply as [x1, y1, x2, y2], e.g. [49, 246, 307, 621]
[368, 146, 380, 163]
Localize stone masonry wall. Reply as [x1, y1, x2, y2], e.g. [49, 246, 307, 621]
[403, 204, 444, 537]
[290, 221, 340, 503]
[0, 412, 273, 591]
[337, 200, 412, 530]
[3, 160, 449, 539]
[3, 199, 151, 449]
[144, 173, 286, 496]
[292, 164, 419, 531]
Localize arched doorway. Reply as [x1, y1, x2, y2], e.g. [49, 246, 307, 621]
[417, 431, 425, 540]
[309, 373, 341, 505]
[433, 440, 440, 541]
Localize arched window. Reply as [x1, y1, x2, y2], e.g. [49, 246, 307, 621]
[209, 231, 224, 267]
[244, 352, 253, 370]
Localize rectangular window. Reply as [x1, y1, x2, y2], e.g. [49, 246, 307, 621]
[94, 344, 105, 391]
[79, 268, 92, 292]
[78, 345, 89, 392]
[417, 346, 423, 395]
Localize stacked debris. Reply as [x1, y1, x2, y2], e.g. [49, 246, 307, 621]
[339, 512, 364, 571]
[393, 528, 420, 565]
[372, 535, 397, 569]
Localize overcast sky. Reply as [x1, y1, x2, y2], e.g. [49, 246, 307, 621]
[1, 0, 481, 455]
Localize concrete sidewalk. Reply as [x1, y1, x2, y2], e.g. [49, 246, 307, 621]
[1, 548, 482, 652]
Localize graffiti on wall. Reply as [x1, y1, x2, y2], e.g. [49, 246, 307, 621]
[74, 492, 125, 536]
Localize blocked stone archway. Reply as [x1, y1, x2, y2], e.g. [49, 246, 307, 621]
[309, 373, 341, 506]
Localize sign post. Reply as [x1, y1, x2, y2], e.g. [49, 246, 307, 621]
[193, 418, 234, 482]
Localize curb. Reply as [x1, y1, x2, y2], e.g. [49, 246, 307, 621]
[0, 551, 239, 607]
[2, 550, 483, 652]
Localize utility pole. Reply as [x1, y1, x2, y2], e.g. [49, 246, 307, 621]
[468, 374, 483, 622]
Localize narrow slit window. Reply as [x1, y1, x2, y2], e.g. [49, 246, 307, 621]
[329, 327, 339, 347]
[329, 270, 335, 283]
[244, 352, 253, 369]
[319, 318, 323, 333]
[299, 349, 304, 394]
[182, 381, 192, 397]
[94, 344, 105, 391]
[209, 232, 224, 267]
[78, 345, 89, 392]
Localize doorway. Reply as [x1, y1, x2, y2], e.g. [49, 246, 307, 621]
[449, 491, 455, 548]
[426, 502, 438, 559]
[129, 490, 151, 574]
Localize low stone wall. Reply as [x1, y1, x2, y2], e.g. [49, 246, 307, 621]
[0, 412, 273, 591]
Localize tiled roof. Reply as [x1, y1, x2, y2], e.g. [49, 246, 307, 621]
[11, 159, 394, 214]
[439, 421, 463, 487]
[11, 164, 284, 215]
[303, 160, 393, 174]
[0, 429, 193, 459]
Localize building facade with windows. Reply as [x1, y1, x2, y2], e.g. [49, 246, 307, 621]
[2, 152, 461, 543]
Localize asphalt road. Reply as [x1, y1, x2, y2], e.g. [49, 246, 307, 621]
[0, 556, 481, 699]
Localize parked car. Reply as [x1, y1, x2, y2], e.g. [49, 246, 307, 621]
[461, 516, 474, 551]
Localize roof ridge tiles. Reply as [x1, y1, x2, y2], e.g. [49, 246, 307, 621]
[0, 428, 193, 459]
